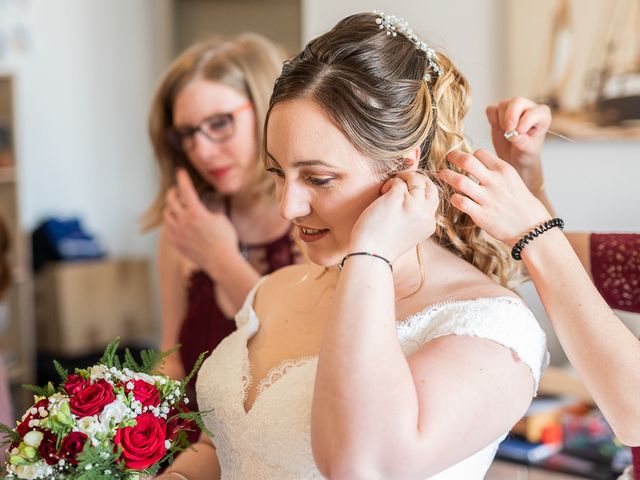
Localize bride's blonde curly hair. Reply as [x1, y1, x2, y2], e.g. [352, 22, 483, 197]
[265, 12, 520, 287]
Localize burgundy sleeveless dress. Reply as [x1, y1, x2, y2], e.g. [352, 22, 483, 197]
[590, 233, 640, 314]
[590, 233, 640, 474]
[178, 214, 297, 410]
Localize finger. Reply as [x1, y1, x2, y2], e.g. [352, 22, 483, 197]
[421, 175, 439, 199]
[165, 188, 184, 216]
[446, 150, 489, 184]
[485, 105, 500, 130]
[176, 169, 200, 208]
[497, 99, 510, 131]
[162, 207, 179, 233]
[383, 183, 409, 209]
[380, 176, 408, 195]
[517, 104, 552, 136]
[438, 169, 485, 204]
[450, 193, 482, 219]
[395, 170, 426, 188]
[394, 171, 435, 199]
[472, 148, 509, 173]
[503, 96, 538, 131]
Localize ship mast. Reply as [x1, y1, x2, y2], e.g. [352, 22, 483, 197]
[538, 0, 573, 110]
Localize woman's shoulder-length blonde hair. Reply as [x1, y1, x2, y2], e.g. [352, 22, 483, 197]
[141, 33, 287, 231]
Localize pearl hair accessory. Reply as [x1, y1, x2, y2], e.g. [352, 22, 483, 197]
[373, 9, 442, 80]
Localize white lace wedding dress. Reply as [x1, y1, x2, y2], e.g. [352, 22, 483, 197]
[196, 278, 549, 479]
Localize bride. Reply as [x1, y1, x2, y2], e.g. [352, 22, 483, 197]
[157, 11, 548, 479]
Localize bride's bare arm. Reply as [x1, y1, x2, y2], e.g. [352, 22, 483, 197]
[156, 434, 221, 480]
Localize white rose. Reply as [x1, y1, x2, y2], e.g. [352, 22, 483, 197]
[76, 415, 109, 439]
[14, 461, 54, 480]
[100, 398, 129, 425]
[133, 372, 156, 384]
[90, 364, 109, 379]
[23, 431, 43, 448]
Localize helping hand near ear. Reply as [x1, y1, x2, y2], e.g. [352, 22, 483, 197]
[439, 149, 550, 247]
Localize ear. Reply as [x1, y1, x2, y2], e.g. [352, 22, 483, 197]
[402, 146, 421, 171]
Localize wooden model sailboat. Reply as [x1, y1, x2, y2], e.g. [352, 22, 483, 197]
[593, 0, 640, 124]
[537, 0, 574, 111]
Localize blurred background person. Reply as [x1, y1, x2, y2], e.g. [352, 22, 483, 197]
[141, 34, 300, 406]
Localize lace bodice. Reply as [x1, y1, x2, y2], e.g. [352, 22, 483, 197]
[196, 278, 549, 479]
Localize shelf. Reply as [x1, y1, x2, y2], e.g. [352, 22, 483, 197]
[0, 73, 35, 415]
[7, 365, 26, 384]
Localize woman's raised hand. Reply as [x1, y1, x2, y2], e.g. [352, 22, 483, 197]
[486, 97, 551, 192]
[439, 149, 550, 246]
[163, 169, 239, 268]
[349, 171, 439, 262]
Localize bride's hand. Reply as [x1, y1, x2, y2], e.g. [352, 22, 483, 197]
[439, 149, 551, 246]
[349, 171, 438, 262]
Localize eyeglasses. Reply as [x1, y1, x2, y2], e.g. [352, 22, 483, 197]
[166, 102, 252, 152]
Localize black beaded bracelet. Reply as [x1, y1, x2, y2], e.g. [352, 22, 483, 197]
[338, 252, 393, 272]
[511, 217, 565, 260]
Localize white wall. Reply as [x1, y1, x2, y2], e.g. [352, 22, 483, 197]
[301, 0, 640, 363]
[3, 0, 173, 257]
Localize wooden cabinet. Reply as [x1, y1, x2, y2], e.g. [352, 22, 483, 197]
[0, 74, 36, 413]
[34, 258, 154, 357]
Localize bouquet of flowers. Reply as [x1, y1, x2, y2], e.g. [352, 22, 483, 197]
[0, 339, 208, 480]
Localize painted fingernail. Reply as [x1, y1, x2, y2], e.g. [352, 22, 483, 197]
[504, 130, 519, 142]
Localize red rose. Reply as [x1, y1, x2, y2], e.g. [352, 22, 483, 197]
[166, 403, 198, 442]
[128, 380, 161, 408]
[69, 379, 115, 418]
[114, 413, 167, 469]
[16, 399, 49, 436]
[60, 431, 88, 465]
[64, 374, 89, 395]
[38, 429, 60, 466]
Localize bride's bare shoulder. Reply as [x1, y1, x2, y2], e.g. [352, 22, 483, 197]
[254, 263, 321, 308]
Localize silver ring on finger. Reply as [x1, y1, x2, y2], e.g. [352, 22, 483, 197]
[407, 185, 426, 192]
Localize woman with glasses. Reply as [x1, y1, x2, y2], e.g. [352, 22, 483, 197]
[141, 34, 299, 408]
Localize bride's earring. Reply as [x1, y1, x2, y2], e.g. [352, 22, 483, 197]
[387, 157, 411, 177]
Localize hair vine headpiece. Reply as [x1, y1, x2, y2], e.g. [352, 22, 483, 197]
[373, 9, 442, 80]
